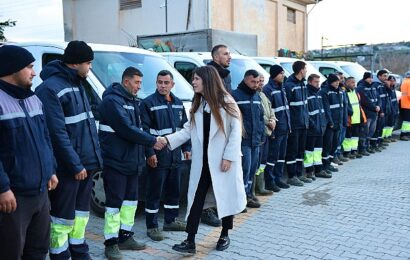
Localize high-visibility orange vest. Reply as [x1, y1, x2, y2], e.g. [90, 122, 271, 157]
[401, 78, 410, 109]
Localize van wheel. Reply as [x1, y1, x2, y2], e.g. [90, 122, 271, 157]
[91, 171, 105, 217]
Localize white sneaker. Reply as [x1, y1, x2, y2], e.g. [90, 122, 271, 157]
[330, 162, 338, 167]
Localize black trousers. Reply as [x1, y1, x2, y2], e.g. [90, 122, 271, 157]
[0, 191, 50, 260]
[322, 127, 340, 168]
[286, 129, 307, 178]
[186, 162, 233, 235]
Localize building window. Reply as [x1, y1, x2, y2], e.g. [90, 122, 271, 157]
[287, 8, 296, 24]
[120, 0, 142, 10]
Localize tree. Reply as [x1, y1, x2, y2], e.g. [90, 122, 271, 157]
[0, 19, 16, 41]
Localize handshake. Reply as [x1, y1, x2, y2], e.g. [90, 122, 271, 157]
[153, 136, 168, 150]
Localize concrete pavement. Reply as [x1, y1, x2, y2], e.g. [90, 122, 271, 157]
[86, 139, 410, 259]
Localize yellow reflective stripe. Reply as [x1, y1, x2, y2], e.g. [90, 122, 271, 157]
[50, 222, 72, 253]
[342, 138, 352, 152]
[304, 151, 314, 167]
[104, 208, 121, 240]
[313, 149, 322, 165]
[120, 204, 137, 231]
[401, 121, 410, 132]
[69, 214, 89, 243]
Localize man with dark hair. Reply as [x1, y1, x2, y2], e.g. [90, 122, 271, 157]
[320, 74, 343, 175]
[342, 77, 365, 159]
[263, 65, 291, 191]
[357, 72, 380, 153]
[0, 45, 58, 259]
[98, 66, 166, 259]
[232, 69, 264, 208]
[372, 69, 389, 150]
[284, 60, 310, 186]
[208, 44, 232, 93]
[304, 74, 331, 179]
[36, 40, 103, 259]
[140, 70, 190, 241]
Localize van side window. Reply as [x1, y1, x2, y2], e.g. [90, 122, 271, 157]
[82, 79, 102, 121]
[319, 67, 339, 78]
[259, 64, 271, 73]
[174, 62, 197, 83]
[42, 53, 62, 66]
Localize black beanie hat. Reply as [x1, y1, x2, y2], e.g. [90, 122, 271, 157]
[269, 65, 284, 79]
[327, 73, 339, 84]
[0, 45, 35, 77]
[363, 72, 372, 80]
[63, 41, 94, 64]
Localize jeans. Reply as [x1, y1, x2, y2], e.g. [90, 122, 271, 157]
[241, 145, 260, 197]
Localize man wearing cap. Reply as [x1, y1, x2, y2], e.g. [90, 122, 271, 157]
[36, 41, 103, 259]
[357, 72, 381, 153]
[0, 45, 58, 259]
[262, 65, 291, 191]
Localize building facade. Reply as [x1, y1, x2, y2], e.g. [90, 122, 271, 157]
[63, 0, 316, 55]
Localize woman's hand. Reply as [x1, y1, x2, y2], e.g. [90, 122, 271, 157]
[221, 159, 232, 172]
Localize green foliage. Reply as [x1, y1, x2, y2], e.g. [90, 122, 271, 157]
[0, 19, 17, 41]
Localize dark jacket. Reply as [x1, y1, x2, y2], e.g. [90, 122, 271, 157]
[373, 79, 392, 116]
[140, 90, 190, 169]
[98, 83, 156, 175]
[284, 74, 309, 130]
[356, 79, 381, 119]
[262, 78, 291, 135]
[341, 87, 351, 127]
[388, 87, 399, 116]
[232, 81, 264, 147]
[36, 60, 102, 176]
[0, 80, 55, 195]
[207, 60, 232, 93]
[306, 84, 327, 136]
[320, 82, 344, 130]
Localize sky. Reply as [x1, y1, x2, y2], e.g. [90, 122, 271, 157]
[0, 0, 63, 42]
[1, 0, 410, 50]
[308, 0, 410, 50]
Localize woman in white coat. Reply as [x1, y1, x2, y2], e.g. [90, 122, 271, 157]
[161, 66, 246, 254]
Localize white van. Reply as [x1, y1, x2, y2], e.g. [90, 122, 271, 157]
[309, 61, 368, 83]
[275, 57, 327, 84]
[161, 52, 270, 88]
[12, 42, 194, 215]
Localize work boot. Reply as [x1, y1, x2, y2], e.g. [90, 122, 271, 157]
[201, 208, 221, 227]
[163, 220, 186, 231]
[352, 151, 362, 159]
[172, 240, 196, 254]
[328, 164, 339, 172]
[367, 148, 375, 154]
[316, 170, 332, 178]
[374, 147, 382, 152]
[275, 180, 290, 189]
[306, 172, 316, 181]
[118, 237, 146, 250]
[347, 153, 356, 159]
[338, 154, 349, 162]
[105, 244, 123, 260]
[332, 157, 343, 165]
[359, 150, 370, 156]
[383, 138, 391, 143]
[147, 228, 165, 241]
[298, 176, 312, 183]
[390, 137, 397, 142]
[400, 136, 410, 141]
[287, 176, 304, 186]
[265, 182, 281, 192]
[255, 172, 274, 196]
[246, 198, 261, 208]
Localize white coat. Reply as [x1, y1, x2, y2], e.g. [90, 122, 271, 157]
[167, 99, 247, 219]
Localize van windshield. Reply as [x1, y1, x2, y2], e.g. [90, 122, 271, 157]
[340, 64, 367, 82]
[204, 58, 269, 89]
[92, 51, 194, 100]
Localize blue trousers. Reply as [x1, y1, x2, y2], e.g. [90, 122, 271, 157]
[145, 167, 181, 229]
[264, 134, 288, 185]
[241, 145, 260, 197]
[286, 129, 307, 178]
[103, 166, 138, 209]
